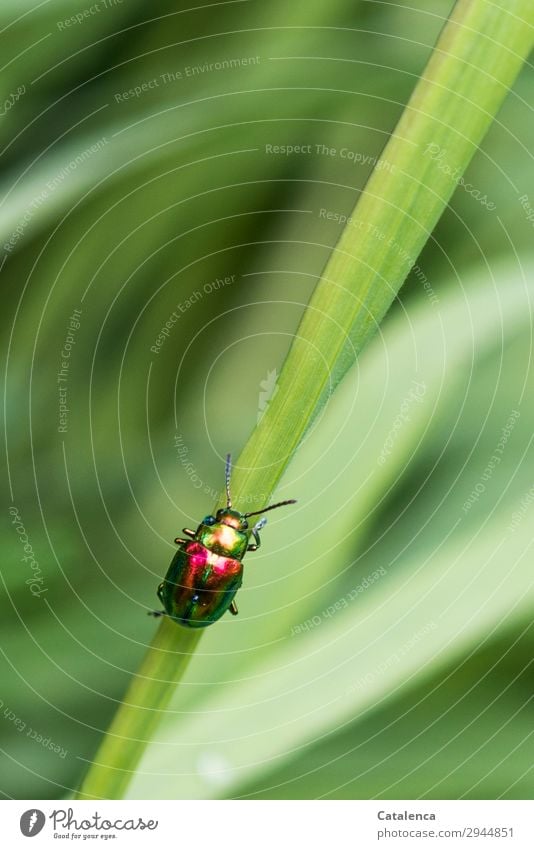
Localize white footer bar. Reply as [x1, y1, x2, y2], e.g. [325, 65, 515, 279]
[3, 800, 533, 848]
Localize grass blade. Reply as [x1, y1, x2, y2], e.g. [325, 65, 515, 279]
[75, 0, 533, 799]
[76, 621, 200, 799]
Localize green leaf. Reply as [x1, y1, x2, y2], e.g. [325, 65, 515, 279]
[75, 0, 534, 799]
[123, 261, 534, 798]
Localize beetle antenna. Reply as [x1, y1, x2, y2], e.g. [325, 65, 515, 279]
[225, 453, 232, 508]
[244, 499, 297, 518]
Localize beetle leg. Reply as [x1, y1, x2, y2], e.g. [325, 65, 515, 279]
[148, 609, 167, 617]
[182, 528, 196, 538]
[249, 526, 261, 549]
[248, 517, 267, 551]
[229, 601, 238, 615]
[174, 537, 188, 545]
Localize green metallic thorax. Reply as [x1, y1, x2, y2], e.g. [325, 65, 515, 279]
[196, 519, 248, 559]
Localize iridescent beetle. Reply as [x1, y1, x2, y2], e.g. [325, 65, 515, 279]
[151, 454, 296, 627]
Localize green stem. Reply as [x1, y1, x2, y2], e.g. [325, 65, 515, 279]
[76, 0, 533, 799]
[76, 621, 201, 799]
[235, 0, 533, 502]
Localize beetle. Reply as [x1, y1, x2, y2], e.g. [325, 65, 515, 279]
[150, 454, 296, 627]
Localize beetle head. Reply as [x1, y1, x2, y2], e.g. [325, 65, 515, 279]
[215, 508, 248, 530]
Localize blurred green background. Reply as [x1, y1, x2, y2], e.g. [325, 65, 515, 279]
[2, 0, 533, 800]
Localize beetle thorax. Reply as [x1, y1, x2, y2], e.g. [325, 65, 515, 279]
[197, 520, 248, 558]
